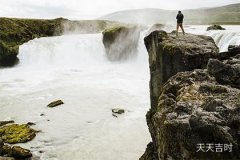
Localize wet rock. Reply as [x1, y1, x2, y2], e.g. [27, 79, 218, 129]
[0, 138, 3, 155]
[139, 142, 157, 160]
[144, 30, 218, 108]
[0, 121, 14, 127]
[27, 122, 36, 126]
[207, 25, 225, 31]
[0, 124, 36, 144]
[11, 146, 32, 159]
[102, 25, 141, 61]
[0, 157, 15, 160]
[208, 54, 240, 89]
[47, 100, 64, 108]
[228, 45, 240, 53]
[1, 145, 32, 159]
[112, 108, 125, 114]
[112, 114, 118, 118]
[2, 145, 12, 156]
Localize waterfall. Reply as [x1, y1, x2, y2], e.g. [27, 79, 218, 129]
[207, 31, 240, 52]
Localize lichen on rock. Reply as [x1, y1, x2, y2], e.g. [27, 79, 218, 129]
[0, 124, 36, 144]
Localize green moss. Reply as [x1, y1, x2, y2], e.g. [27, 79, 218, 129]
[163, 44, 177, 54]
[0, 124, 36, 144]
[0, 17, 65, 65]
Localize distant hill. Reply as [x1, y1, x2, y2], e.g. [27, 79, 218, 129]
[99, 3, 240, 25]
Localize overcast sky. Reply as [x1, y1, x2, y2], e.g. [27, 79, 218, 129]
[0, 0, 239, 19]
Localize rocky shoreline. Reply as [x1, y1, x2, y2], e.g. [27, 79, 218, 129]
[141, 30, 240, 159]
[0, 121, 35, 160]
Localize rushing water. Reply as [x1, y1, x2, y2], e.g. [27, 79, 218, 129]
[0, 25, 239, 160]
[185, 25, 240, 52]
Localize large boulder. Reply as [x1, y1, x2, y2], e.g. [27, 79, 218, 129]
[102, 25, 141, 61]
[144, 30, 219, 108]
[207, 25, 226, 31]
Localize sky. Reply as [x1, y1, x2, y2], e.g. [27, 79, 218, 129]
[0, 0, 239, 19]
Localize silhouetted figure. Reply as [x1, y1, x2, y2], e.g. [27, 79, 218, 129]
[176, 11, 185, 36]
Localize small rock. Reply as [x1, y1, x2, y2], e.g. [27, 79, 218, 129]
[112, 108, 125, 114]
[11, 146, 32, 159]
[39, 150, 44, 153]
[112, 114, 118, 118]
[27, 122, 36, 126]
[40, 113, 44, 116]
[0, 121, 14, 127]
[0, 157, 15, 160]
[207, 25, 225, 31]
[47, 100, 64, 108]
[228, 45, 240, 53]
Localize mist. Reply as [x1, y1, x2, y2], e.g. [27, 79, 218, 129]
[0, 0, 239, 19]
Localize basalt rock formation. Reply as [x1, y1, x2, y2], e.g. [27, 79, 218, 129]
[102, 25, 142, 61]
[144, 30, 219, 108]
[141, 30, 240, 160]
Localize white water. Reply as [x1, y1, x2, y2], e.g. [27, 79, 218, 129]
[0, 33, 150, 160]
[185, 25, 240, 52]
[0, 25, 240, 160]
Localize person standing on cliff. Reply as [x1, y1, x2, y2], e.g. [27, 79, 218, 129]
[176, 11, 185, 36]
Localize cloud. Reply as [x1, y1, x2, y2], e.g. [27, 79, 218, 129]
[0, 0, 239, 19]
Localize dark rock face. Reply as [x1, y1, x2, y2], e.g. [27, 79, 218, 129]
[208, 54, 240, 89]
[102, 25, 141, 61]
[141, 30, 240, 160]
[207, 25, 226, 31]
[144, 30, 219, 108]
[143, 70, 240, 160]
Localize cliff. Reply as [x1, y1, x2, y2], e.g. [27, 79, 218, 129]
[141, 31, 240, 159]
